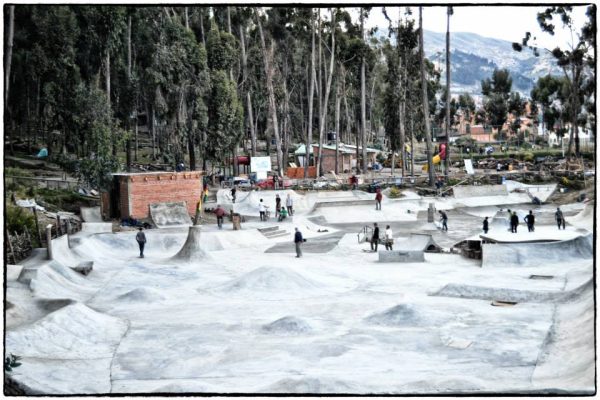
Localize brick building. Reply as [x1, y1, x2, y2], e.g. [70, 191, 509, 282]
[101, 171, 203, 220]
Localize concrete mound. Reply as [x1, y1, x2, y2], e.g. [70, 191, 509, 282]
[171, 226, 211, 261]
[215, 267, 322, 297]
[568, 203, 594, 231]
[258, 377, 355, 393]
[481, 233, 592, 268]
[261, 316, 312, 335]
[5, 302, 128, 359]
[30, 263, 99, 302]
[116, 288, 166, 303]
[365, 304, 419, 326]
[80, 206, 102, 222]
[149, 201, 192, 228]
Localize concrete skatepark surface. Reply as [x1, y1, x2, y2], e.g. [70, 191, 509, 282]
[4, 184, 595, 395]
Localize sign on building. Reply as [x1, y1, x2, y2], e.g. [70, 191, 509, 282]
[251, 156, 272, 180]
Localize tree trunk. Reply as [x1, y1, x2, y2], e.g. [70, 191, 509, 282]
[444, 6, 451, 178]
[399, 102, 406, 177]
[150, 104, 156, 159]
[255, 8, 283, 177]
[199, 9, 206, 47]
[335, 75, 341, 174]
[305, 9, 316, 178]
[126, 14, 132, 171]
[185, 7, 189, 29]
[4, 5, 15, 108]
[410, 117, 415, 176]
[419, 7, 434, 186]
[317, 8, 335, 177]
[246, 93, 257, 157]
[360, 8, 367, 174]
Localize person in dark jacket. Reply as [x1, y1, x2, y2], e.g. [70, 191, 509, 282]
[510, 211, 519, 233]
[555, 207, 565, 230]
[524, 210, 535, 232]
[136, 227, 147, 258]
[275, 194, 282, 218]
[438, 210, 448, 231]
[294, 227, 304, 258]
[483, 217, 489, 234]
[230, 186, 237, 203]
[371, 223, 380, 251]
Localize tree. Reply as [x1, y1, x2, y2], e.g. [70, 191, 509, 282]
[418, 7, 434, 185]
[531, 74, 567, 136]
[458, 93, 476, 121]
[513, 5, 595, 157]
[481, 68, 513, 128]
[443, 6, 453, 177]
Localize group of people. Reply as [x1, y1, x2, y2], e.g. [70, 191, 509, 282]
[483, 207, 567, 234]
[369, 223, 394, 251]
[258, 194, 294, 222]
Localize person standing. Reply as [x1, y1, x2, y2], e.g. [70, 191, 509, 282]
[286, 193, 294, 216]
[258, 199, 266, 221]
[230, 186, 237, 203]
[439, 210, 448, 231]
[375, 188, 383, 210]
[294, 227, 304, 258]
[214, 204, 226, 229]
[384, 225, 393, 250]
[351, 175, 358, 190]
[273, 174, 279, 190]
[555, 207, 565, 230]
[136, 227, 146, 258]
[483, 217, 489, 234]
[275, 194, 282, 218]
[510, 211, 519, 233]
[371, 223, 380, 252]
[524, 210, 535, 232]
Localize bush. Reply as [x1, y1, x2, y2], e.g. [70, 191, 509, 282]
[388, 186, 401, 198]
[6, 205, 39, 246]
[522, 152, 534, 162]
[4, 167, 34, 177]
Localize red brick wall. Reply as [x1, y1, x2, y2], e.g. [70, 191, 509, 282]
[313, 147, 340, 173]
[119, 172, 203, 219]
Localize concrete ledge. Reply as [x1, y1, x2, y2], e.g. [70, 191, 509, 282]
[81, 223, 113, 234]
[378, 250, 425, 263]
[7, 264, 24, 281]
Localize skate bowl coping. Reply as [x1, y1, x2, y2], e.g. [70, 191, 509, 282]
[149, 201, 192, 228]
[453, 185, 508, 198]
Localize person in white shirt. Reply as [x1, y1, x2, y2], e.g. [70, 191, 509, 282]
[286, 194, 294, 216]
[384, 225, 393, 250]
[258, 199, 266, 221]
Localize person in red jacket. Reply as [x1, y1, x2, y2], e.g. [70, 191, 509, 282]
[214, 204, 226, 229]
[375, 188, 383, 210]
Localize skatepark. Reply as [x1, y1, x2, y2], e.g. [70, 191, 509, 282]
[4, 182, 595, 394]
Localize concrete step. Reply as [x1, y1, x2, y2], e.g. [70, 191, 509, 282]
[258, 226, 280, 233]
[264, 230, 289, 239]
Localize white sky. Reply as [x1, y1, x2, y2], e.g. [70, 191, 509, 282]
[351, 5, 590, 50]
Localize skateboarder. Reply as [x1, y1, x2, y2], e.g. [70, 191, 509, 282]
[384, 225, 393, 250]
[524, 210, 535, 232]
[510, 211, 519, 233]
[375, 188, 383, 210]
[230, 186, 237, 203]
[438, 210, 448, 231]
[483, 217, 489, 234]
[275, 194, 281, 218]
[259, 199, 266, 221]
[286, 194, 294, 216]
[294, 227, 304, 258]
[555, 207, 565, 230]
[371, 223, 380, 251]
[214, 204, 226, 229]
[136, 227, 146, 258]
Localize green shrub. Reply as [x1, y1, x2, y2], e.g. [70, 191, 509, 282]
[6, 205, 39, 246]
[522, 152, 534, 162]
[388, 186, 401, 198]
[4, 167, 34, 177]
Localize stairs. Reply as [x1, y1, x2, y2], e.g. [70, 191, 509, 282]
[258, 226, 290, 239]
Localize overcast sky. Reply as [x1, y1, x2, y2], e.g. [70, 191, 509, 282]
[351, 5, 590, 50]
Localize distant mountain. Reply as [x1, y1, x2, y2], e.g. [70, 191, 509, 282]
[423, 30, 561, 97]
[374, 28, 561, 98]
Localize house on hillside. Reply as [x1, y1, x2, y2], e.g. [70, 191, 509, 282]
[294, 143, 381, 174]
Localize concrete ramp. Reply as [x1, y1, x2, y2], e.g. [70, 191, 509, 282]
[80, 207, 102, 222]
[171, 226, 212, 261]
[568, 203, 594, 231]
[379, 234, 441, 263]
[81, 222, 113, 234]
[481, 234, 592, 268]
[149, 201, 192, 228]
[453, 185, 508, 199]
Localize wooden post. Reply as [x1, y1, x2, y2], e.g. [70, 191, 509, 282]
[5, 227, 16, 264]
[56, 215, 62, 236]
[66, 219, 72, 248]
[46, 224, 53, 260]
[32, 206, 42, 246]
